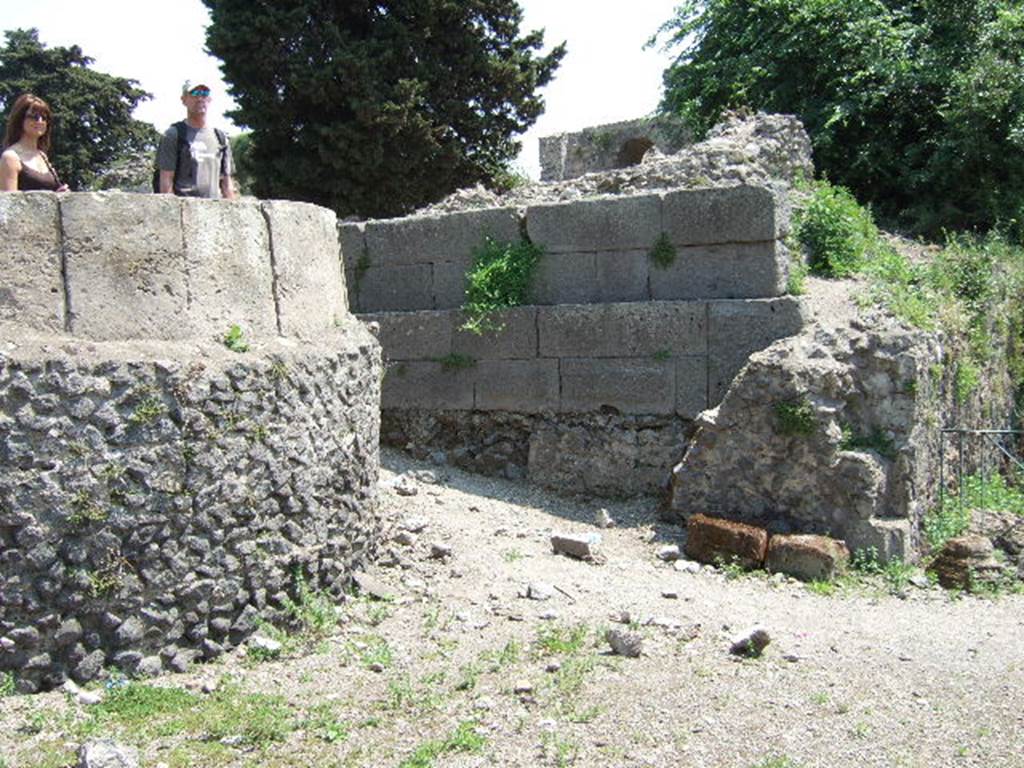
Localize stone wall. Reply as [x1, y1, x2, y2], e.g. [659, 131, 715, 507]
[538, 116, 692, 182]
[0, 192, 381, 692]
[343, 185, 790, 313]
[340, 183, 803, 495]
[666, 288, 1017, 561]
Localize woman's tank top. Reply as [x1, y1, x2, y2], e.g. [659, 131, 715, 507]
[18, 164, 60, 191]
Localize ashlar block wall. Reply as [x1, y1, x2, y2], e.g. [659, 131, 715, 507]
[341, 184, 806, 495]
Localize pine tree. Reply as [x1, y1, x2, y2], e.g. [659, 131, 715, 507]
[203, 0, 565, 218]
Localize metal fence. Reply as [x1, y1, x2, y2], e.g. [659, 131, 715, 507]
[939, 428, 1024, 509]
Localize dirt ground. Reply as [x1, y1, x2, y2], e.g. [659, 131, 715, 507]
[2, 447, 1023, 768]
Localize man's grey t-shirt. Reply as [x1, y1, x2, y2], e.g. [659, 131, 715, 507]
[157, 123, 233, 198]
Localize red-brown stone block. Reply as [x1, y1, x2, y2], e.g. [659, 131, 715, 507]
[684, 514, 768, 569]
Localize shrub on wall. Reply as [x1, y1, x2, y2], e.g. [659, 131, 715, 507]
[461, 236, 542, 334]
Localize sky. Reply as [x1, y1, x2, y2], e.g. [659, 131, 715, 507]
[1, 0, 682, 179]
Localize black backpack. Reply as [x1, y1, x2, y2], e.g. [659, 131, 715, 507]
[152, 121, 227, 193]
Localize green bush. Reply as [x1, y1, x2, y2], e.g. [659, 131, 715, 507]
[654, 0, 1024, 239]
[461, 236, 542, 334]
[797, 181, 880, 278]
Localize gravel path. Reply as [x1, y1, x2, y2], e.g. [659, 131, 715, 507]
[3, 448, 1023, 768]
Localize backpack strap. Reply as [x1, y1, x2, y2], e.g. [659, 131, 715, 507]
[172, 121, 188, 192]
[214, 128, 228, 176]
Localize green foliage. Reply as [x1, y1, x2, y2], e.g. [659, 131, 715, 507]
[398, 720, 486, 768]
[67, 490, 107, 526]
[302, 703, 349, 744]
[849, 547, 916, 594]
[954, 360, 981, 404]
[773, 398, 815, 436]
[839, 424, 897, 460]
[654, 0, 1024, 239]
[797, 181, 880, 278]
[461, 236, 542, 334]
[129, 395, 166, 426]
[0, 671, 14, 697]
[228, 132, 255, 196]
[223, 324, 249, 353]
[648, 232, 677, 269]
[434, 353, 477, 371]
[534, 623, 590, 657]
[282, 572, 339, 640]
[202, 1, 565, 219]
[0, 29, 157, 190]
[926, 473, 1024, 550]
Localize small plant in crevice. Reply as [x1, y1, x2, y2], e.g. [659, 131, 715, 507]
[434, 353, 477, 372]
[129, 395, 166, 426]
[67, 490, 108, 526]
[954, 360, 980, 405]
[461, 235, 542, 335]
[838, 424, 897, 460]
[648, 231, 677, 269]
[223, 324, 249, 353]
[773, 398, 816, 436]
[652, 348, 672, 362]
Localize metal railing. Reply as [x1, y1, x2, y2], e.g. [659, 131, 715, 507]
[939, 428, 1024, 509]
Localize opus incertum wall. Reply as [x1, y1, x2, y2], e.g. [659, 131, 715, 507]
[339, 184, 805, 496]
[0, 192, 381, 692]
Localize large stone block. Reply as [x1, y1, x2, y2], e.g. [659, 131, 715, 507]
[765, 534, 850, 582]
[529, 252, 597, 305]
[338, 221, 367, 271]
[62, 193, 190, 340]
[684, 514, 768, 569]
[648, 241, 788, 301]
[475, 359, 559, 412]
[661, 185, 787, 245]
[526, 193, 662, 253]
[0, 193, 64, 332]
[362, 311, 453, 360]
[539, 302, 706, 358]
[182, 199, 277, 339]
[595, 251, 650, 302]
[675, 356, 709, 417]
[453, 306, 538, 359]
[708, 297, 805, 403]
[262, 200, 345, 337]
[364, 207, 520, 267]
[382, 360, 474, 410]
[432, 262, 469, 310]
[357, 265, 434, 312]
[560, 358, 675, 414]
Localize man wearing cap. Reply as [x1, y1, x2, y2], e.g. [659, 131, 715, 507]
[157, 81, 235, 199]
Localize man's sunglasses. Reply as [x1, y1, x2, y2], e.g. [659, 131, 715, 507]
[25, 112, 48, 122]
[188, 88, 211, 97]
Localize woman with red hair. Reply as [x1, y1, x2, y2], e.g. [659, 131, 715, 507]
[1, 93, 68, 191]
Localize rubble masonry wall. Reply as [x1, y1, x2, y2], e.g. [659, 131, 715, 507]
[0, 192, 382, 693]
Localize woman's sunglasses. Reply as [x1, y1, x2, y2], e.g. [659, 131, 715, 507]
[25, 111, 49, 123]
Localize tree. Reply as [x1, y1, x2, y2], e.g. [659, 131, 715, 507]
[202, 0, 565, 218]
[0, 29, 158, 191]
[654, 0, 1024, 238]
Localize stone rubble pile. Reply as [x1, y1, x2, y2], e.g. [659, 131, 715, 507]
[414, 111, 813, 216]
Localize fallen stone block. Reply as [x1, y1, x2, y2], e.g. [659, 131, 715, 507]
[606, 628, 643, 658]
[766, 534, 850, 582]
[730, 625, 771, 657]
[927, 535, 1006, 590]
[78, 739, 139, 768]
[684, 514, 768, 569]
[551, 532, 602, 561]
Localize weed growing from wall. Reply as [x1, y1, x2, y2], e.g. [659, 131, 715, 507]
[461, 236, 542, 334]
[773, 398, 815, 436]
[648, 232, 677, 269]
[434, 353, 477, 371]
[223, 325, 249, 353]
